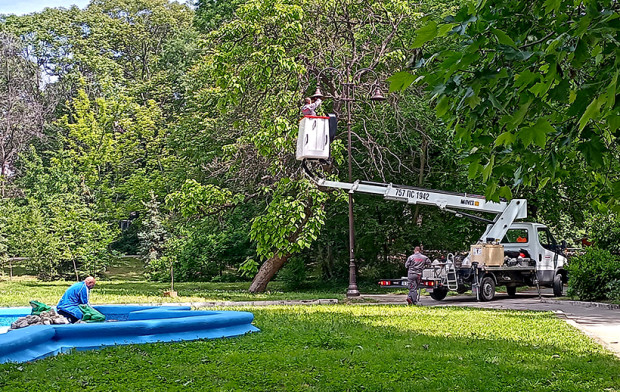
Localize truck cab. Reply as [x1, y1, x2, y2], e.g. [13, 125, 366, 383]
[500, 222, 567, 295]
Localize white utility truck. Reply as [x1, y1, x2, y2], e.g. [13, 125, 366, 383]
[297, 116, 568, 301]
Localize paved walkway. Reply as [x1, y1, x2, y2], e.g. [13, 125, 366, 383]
[357, 289, 620, 357]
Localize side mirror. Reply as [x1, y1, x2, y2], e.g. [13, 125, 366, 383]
[561, 240, 567, 249]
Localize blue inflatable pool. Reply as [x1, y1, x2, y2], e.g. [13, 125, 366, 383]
[0, 305, 259, 363]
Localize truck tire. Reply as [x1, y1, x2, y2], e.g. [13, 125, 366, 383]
[479, 276, 496, 302]
[553, 274, 564, 297]
[506, 285, 517, 297]
[430, 287, 448, 301]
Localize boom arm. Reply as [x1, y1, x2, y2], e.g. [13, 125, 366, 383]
[315, 178, 527, 243]
[296, 117, 527, 243]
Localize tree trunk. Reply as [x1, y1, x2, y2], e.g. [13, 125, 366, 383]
[72, 258, 79, 282]
[248, 254, 290, 293]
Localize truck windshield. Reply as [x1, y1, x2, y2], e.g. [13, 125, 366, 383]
[501, 229, 528, 243]
[537, 228, 557, 251]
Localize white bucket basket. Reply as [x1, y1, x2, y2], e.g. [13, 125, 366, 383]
[296, 116, 330, 160]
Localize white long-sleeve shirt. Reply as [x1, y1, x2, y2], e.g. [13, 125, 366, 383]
[302, 99, 322, 116]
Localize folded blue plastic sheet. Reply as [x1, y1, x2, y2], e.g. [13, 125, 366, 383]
[0, 305, 259, 363]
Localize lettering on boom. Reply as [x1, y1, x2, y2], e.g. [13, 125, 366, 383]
[461, 199, 480, 207]
[394, 189, 430, 200]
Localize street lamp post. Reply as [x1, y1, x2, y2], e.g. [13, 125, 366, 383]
[312, 67, 385, 298]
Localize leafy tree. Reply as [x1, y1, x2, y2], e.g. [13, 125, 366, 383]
[1, 195, 116, 280]
[1, 0, 194, 95]
[0, 32, 56, 196]
[175, 0, 435, 292]
[392, 0, 620, 214]
[139, 192, 170, 276]
[7, 148, 117, 279]
[164, 192, 259, 282]
[53, 87, 172, 219]
[194, 0, 247, 33]
[584, 211, 620, 253]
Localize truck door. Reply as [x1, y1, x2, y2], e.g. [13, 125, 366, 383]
[536, 227, 557, 283]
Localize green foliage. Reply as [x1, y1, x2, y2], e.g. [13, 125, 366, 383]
[0, 195, 116, 280]
[1, 303, 619, 391]
[1, 0, 195, 94]
[567, 247, 620, 301]
[194, 0, 247, 33]
[276, 256, 306, 290]
[138, 192, 169, 268]
[166, 179, 244, 218]
[57, 88, 170, 217]
[585, 212, 620, 253]
[239, 258, 259, 278]
[251, 179, 327, 260]
[393, 0, 620, 212]
[164, 182, 257, 281]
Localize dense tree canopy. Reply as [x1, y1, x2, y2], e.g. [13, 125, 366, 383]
[0, 0, 616, 291]
[392, 0, 620, 214]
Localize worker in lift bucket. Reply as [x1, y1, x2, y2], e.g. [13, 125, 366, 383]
[301, 97, 322, 116]
[405, 246, 431, 305]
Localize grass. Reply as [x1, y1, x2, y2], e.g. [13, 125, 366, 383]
[0, 277, 350, 306]
[1, 271, 619, 391]
[0, 305, 619, 391]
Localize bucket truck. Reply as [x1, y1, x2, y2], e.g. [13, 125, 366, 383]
[297, 116, 568, 301]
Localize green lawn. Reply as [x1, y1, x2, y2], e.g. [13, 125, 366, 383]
[0, 277, 351, 305]
[0, 278, 619, 391]
[0, 304, 619, 391]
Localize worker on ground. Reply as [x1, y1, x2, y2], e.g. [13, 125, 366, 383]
[57, 276, 96, 323]
[301, 97, 322, 116]
[405, 246, 430, 305]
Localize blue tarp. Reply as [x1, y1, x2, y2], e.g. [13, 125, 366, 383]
[0, 305, 259, 363]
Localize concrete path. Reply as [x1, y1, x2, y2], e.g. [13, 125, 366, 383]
[358, 289, 620, 357]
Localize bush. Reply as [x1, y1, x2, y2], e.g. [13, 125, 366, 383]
[567, 248, 620, 301]
[277, 257, 306, 290]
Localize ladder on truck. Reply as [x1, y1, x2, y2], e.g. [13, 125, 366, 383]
[444, 253, 458, 291]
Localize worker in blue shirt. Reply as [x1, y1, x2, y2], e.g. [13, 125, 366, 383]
[57, 276, 96, 323]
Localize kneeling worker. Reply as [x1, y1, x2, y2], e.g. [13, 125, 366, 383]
[57, 276, 96, 323]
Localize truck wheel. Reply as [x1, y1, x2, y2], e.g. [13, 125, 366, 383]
[553, 274, 564, 297]
[430, 287, 448, 301]
[479, 276, 496, 301]
[506, 285, 517, 297]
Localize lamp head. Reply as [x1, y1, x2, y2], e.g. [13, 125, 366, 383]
[370, 87, 386, 101]
[311, 87, 324, 99]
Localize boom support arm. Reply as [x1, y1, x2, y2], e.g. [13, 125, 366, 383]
[315, 178, 527, 243]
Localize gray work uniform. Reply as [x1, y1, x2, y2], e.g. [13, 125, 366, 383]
[405, 252, 430, 304]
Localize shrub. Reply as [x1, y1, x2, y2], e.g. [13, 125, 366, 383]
[277, 257, 306, 290]
[567, 247, 620, 301]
